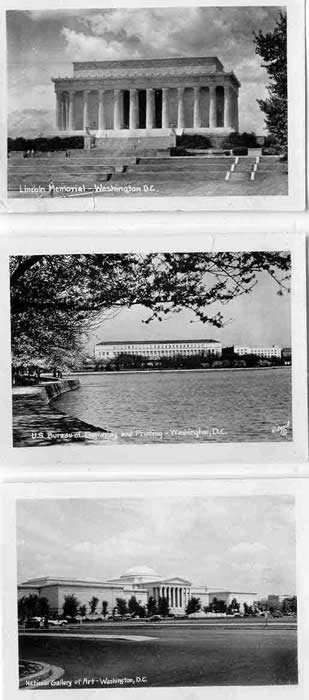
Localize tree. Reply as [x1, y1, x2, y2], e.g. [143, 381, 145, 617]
[10, 253, 290, 370]
[115, 598, 128, 616]
[89, 596, 99, 614]
[254, 12, 287, 152]
[62, 594, 80, 619]
[147, 596, 158, 617]
[102, 600, 108, 617]
[185, 597, 201, 615]
[79, 604, 87, 617]
[128, 596, 140, 616]
[227, 598, 240, 614]
[18, 594, 50, 620]
[158, 596, 170, 617]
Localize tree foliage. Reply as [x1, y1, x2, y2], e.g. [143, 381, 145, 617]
[18, 594, 50, 620]
[254, 12, 287, 151]
[185, 596, 201, 615]
[115, 597, 128, 616]
[10, 252, 290, 369]
[89, 596, 99, 614]
[147, 595, 158, 617]
[158, 596, 170, 617]
[62, 594, 80, 619]
[102, 600, 108, 617]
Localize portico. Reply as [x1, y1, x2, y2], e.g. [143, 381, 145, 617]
[52, 57, 240, 148]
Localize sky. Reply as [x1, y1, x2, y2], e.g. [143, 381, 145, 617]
[17, 495, 296, 596]
[87, 266, 291, 351]
[7, 6, 285, 137]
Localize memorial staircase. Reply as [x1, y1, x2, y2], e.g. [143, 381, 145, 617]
[8, 150, 286, 194]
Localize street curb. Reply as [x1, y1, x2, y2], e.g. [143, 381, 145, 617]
[20, 660, 64, 689]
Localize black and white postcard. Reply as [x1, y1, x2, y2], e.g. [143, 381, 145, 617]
[1, 477, 308, 699]
[2, 231, 307, 467]
[2, 0, 305, 212]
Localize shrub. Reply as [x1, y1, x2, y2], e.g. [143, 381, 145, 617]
[8, 135, 84, 152]
[222, 131, 257, 149]
[261, 146, 281, 156]
[233, 147, 248, 156]
[176, 134, 212, 149]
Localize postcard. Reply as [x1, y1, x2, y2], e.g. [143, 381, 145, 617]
[0, 230, 307, 468]
[1, 477, 308, 699]
[1, 0, 305, 212]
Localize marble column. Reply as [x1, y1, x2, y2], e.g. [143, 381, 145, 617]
[193, 87, 201, 128]
[177, 88, 185, 129]
[83, 91, 89, 130]
[179, 588, 182, 608]
[175, 587, 178, 608]
[68, 91, 74, 131]
[61, 96, 66, 130]
[146, 88, 154, 129]
[209, 86, 217, 128]
[171, 588, 174, 607]
[129, 88, 138, 129]
[113, 89, 122, 129]
[234, 91, 239, 132]
[98, 90, 106, 130]
[56, 93, 62, 130]
[224, 85, 233, 129]
[162, 88, 169, 128]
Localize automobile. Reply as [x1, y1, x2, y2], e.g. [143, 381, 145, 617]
[270, 610, 283, 618]
[173, 613, 188, 620]
[48, 619, 68, 626]
[147, 615, 162, 622]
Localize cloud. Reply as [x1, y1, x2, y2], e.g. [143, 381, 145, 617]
[230, 541, 268, 555]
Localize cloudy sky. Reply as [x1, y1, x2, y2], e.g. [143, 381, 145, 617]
[87, 266, 291, 350]
[7, 6, 285, 136]
[17, 495, 295, 596]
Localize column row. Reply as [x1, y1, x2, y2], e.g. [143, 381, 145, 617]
[57, 85, 238, 132]
[152, 585, 191, 609]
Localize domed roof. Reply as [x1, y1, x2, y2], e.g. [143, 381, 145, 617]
[120, 565, 160, 579]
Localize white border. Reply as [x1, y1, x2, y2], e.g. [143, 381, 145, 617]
[0, 230, 307, 474]
[1, 477, 308, 700]
[0, 0, 305, 213]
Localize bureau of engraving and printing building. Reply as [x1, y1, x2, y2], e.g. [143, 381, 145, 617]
[94, 339, 222, 362]
[52, 57, 240, 148]
[18, 566, 256, 616]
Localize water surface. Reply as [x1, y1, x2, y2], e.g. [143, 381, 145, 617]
[55, 368, 292, 443]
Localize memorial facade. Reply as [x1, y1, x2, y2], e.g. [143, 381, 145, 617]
[52, 57, 240, 147]
[18, 566, 256, 616]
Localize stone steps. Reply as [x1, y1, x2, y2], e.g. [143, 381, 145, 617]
[9, 166, 118, 174]
[128, 164, 229, 173]
[138, 156, 235, 165]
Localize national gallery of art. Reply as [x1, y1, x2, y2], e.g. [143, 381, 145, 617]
[18, 566, 256, 616]
[52, 57, 240, 150]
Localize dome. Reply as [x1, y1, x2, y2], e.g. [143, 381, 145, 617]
[120, 565, 161, 580]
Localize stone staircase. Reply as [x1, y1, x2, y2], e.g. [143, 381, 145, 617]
[225, 155, 286, 182]
[8, 150, 287, 194]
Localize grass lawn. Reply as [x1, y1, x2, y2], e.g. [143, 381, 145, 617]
[19, 626, 297, 688]
[9, 171, 288, 198]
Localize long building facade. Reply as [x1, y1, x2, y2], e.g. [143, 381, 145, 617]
[233, 345, 282, 359]
[52, 57, 240, 143]
[95, 339, 222, 362]
[18, 566, 256, 616]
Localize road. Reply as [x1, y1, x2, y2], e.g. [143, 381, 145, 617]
[19, 622, 297, 688]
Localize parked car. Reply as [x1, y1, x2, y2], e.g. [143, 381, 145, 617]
[147, 615, 162, 622]
[48, 619, 68, 626]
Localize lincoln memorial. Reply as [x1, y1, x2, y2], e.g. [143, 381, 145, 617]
[52, 57, 240, 150]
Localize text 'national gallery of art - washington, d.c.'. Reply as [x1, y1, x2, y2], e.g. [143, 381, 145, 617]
[52, 57, 240, 150]
[18, 566, 257, 616]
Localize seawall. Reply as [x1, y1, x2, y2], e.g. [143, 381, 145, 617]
[12, 379, 112, 448]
